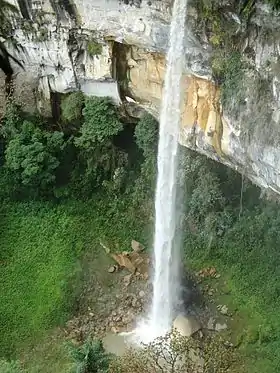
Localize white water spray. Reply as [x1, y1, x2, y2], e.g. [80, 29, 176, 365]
[133, 0, 187, 343]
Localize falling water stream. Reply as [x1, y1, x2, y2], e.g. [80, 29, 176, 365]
[150, 0, 187, 336]
[130, 0, 188, 343]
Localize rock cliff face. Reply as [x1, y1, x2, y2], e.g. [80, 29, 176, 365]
[2, 0, 280, 194]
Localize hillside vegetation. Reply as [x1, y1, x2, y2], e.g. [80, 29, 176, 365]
[0, 94, 280, 373]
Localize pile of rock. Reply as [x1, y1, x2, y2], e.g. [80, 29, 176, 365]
[64, 240, 151, 342]
[107, 239, 150, 280]
[196, 267, 221, 279]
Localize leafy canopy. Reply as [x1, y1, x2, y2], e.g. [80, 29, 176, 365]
[4, 120, 65, 188]
[67, 339, 111, 373]
[75, 97, 123, 148]
[134, 113, 158, 157]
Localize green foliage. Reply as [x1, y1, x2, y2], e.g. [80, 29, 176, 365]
[134, 113, 158, 157]
[0, 192, 151, 358]
[0, 102, 22, 140]
[220, 52, 246, 109]
[188, 170, 225, 224]
[178, 148, 280, 372]
[77, 97, 123, 146]
[0, 201, 85, 357]
[0, 360, 24, 373]
[265, 0, 280, 10]
[86, 39, 102, 57]
[132, 113, 158, 207]
[196, 1, 247, 111]
[61, 91, 84, 124]
[4, 120, 65, 190]
[67, 339, 111, 373]
[70, 97, 126, 193]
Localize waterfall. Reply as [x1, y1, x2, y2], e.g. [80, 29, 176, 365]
[149, 0, 187, 338]
[133, 0, 187, 343]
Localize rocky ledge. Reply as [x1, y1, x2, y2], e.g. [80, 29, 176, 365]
[2, 0, 280, 195]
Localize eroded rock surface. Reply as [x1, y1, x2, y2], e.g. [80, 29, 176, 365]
[2, 0, 280, 194]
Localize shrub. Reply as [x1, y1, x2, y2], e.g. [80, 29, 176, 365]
[87, 39, 102, 57]
[0, 102, 22, 140]
[134, 113, 158, 157]
[132, 113, 158, 205]
[61, 91, 84, 124]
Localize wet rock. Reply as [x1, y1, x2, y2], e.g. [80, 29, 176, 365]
[173, 314, 201, 337]
[143, 272, 149, 280]
[123, 274, 133, 288]
[111, 326, 119, 333]
[207, 317, 216, 330]
[215, 323, 227, 332]
[217, 304, 229, 315]
[132, 298, 141, 309]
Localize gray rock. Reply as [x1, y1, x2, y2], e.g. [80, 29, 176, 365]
[108, 266, 116, 273]
[173, 314, 201, 337]
[207, 317, 216, 330]
[215, 323, 228, 332]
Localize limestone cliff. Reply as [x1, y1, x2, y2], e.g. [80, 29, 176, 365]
[2, 0, 280, 195]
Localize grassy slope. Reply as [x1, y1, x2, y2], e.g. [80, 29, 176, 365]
[0, 202, 81, 358]
[0, 196, 149, 363]
[1, 185, 280, 373]
[185, 206, 280, 373]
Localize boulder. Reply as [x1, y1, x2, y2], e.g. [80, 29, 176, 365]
[173, 314, 201, 337]
[215, 323, 227, 332]
[131, 239, 144, 252]
[108, 266, 116, 273]
[207, 317, 216, 330]
[217, 304, 229, 315]
[110, 253, 136, 272]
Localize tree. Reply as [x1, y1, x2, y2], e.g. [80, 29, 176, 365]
[109, 331, 235, 373]
[4, 120, 65, 191]
[76, 97, 123, 146]
[67, 339, 111, 373]
[73, 97, 126, 191]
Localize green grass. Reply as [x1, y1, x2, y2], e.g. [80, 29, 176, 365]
[0, 195, 151, 360]
[0, 201, 82, 357]
[184, 206, 280, 373]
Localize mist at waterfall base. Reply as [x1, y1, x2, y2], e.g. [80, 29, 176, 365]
[128, 0, 188, 344]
